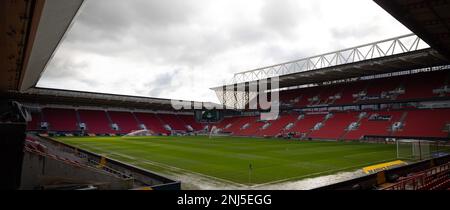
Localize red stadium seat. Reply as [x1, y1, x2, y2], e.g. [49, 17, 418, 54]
[395, 109, 450, 138]
[78, 109, 112, 134]
[27, 111, 42, 130]
[344, 111, 403, 140]
[24, 70, 450, 140]
[309, 112, 358, 140]
[157, 114, 187, 131]
[258, 113, 299, 137]
[108, 111, 140, 134]
[278, 70, 449, 107]
[235, 116, 265, 136]
[43, 108, 78, 132]
[286, 113, 326, 135]
[134, 112, 169, 135]
[177, 115, 204, 131]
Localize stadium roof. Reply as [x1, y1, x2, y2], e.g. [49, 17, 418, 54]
[211, 34, 449, 92]
[0, 0, 210, 108]
[375, 0, 450, 59]
[0, 0, 84, 92]
[3, 0, 450, 108]
[2, 87, 218, 111]
[211, 0, 450, 92]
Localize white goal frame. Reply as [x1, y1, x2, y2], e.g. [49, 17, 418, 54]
[396, 139, 450, 161]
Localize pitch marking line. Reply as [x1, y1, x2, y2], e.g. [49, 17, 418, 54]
[73, 143, 137, 160]
[67, 141, 400, 189]
[111, 152, 137, 160]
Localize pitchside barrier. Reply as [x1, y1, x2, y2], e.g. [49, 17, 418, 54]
[315, 154, 450, 190]
[362, 160, 407, 174]
[39, 135, 181, 190]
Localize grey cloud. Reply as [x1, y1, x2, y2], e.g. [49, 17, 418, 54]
[130, 0, 200, 27]
[66, 0, 200, 45]
[144, 70, 179, 97]
[62, 0, 314, 69]
[42, 57, 88, 78]
[260, 0, 310, 38]
[228, 22, 274, 46]
[262, 45, 310, 63]
[40, 0, 406, 101]
[39, 55, 101, 89]
[63, 0, 219, 66]
[66, 1, 131, 43]
[331, 24, 381, 41]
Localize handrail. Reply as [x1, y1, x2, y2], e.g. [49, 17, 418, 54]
[24, 144, 133, 180]
[382, 162, 450, 190]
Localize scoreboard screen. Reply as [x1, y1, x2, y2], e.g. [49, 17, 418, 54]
[195, 110, 221, 122]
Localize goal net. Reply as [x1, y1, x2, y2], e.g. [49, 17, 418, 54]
[397, 139, 450, 160]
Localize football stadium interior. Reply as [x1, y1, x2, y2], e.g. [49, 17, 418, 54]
[1, 0, 450, 190]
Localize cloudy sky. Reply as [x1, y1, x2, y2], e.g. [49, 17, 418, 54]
[37, 0, 411, 103]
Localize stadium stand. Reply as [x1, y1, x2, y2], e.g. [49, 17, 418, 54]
[334, 81, 367, 105]
[279, 89, 299, 105]
[4, 0, 450, 191]
[27, 112, 42, 131]
[395, 109, 450, 138]
[12, 65, 450, 191]
[364, 77, 400, 101]
[108, 111, 140, 134]
[316, 85, 342, 105]
[398, 71, 448, 100]
[214, 116, 238, 131]
[222, 116, 253, 134]
[157, 113, 187, 131]
[235, 116, 266, 136]
[78, 109, 113, 134]
[309, 112, 358, 140]
[285, 113, 326, 137]
[297, 87, 320, 107]
[25, 108, 205, 135]
[279, 70, 449, 107]
[206, 108, 450, 140]
[134, 112, 170, 135]
[23, 70, 450, 140]
[177, 114, 204, 131]
[42, 108, 78, 132]
[382, 162, 450, 190]
[258, 113, 299, 137]
[344, 111, 404, 140]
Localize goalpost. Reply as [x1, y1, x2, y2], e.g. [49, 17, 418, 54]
[396, 139, 450, 161]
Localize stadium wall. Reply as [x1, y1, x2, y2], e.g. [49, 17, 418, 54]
[39, 136, 181, 190]
[314, 154, 450, 190]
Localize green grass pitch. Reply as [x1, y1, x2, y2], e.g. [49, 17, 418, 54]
[55, 136, 396, 185]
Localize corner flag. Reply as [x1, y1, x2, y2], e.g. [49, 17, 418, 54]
[248, 163, 253, 185]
